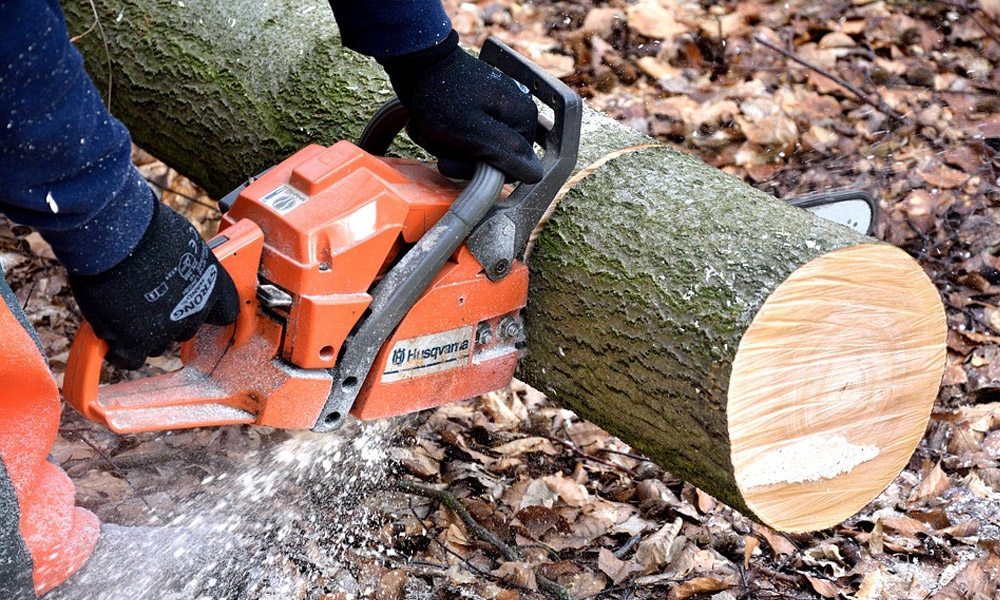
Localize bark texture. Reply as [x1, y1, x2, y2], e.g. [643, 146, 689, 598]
[63, 0, 880, 524]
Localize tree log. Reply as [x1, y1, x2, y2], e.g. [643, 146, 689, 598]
[62, 0, 946, 532]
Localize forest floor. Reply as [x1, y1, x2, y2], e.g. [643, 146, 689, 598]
[1, 0, 999, 598]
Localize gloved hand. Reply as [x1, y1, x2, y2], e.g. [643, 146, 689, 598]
[378, 30, 543, 183]
[69, 200, 240, 370]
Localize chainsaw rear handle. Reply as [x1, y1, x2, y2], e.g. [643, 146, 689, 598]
[785, 188, 878, 236]
[359, 36, 583, 281]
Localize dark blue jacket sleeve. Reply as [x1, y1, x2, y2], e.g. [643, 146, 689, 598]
[330, 0, 452, 57]
[0, 0, 154, 276]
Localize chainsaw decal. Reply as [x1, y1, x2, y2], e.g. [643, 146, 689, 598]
[170, 265, 217, 321]
[382, 326, 474, 383]
[259, 185, 309, 215]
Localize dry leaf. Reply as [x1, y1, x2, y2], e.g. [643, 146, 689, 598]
[920, 164, 967, 189]
[597, 548, 642, 584]
[743, 536, 759, 568]
[695, 488, 716, 513]
[515, 505, 568, 539]
[520, 479, 560, 509]
[542, 473, 590, 507]
[442, 522, 472, 554]
[375, 569, 408, 600]
[544, 514, 610, 551]
[627, 0, 687, 41]
[881, 515, 931, 537]
[737, 99, 798, 147]
[870, 519, 884, 555]
[929, 550, 1000, 599]
[494, 562, 537, 591]
[805, 574, 840, 598]
[802, 543, 849, 577]
[856, 565, 888, 600]
[634, 518, 684, 573]
[400, 444, 441, 478]
[910, 463, 951, 503]
[492, 436, 559, 457]
[581, 8, 625, 37]
[669, 576, 732, 599]
[73, 470, 131, 504]
[755, 525, 797, 555]
[565, 571, 607, 596]
[24, 232, 55, 260]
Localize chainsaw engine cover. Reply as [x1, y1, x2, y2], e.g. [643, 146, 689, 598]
[223, 141, 528, 422]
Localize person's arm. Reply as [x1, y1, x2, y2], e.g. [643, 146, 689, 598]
[0, 0, 152, 275]
[329, 0, 452, 58]
[329, 1, 543, 183]
[1, 0, 239, 369]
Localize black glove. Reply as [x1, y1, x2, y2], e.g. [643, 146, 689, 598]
[378, 30, 543, 183]
[69, 200, 240, 370]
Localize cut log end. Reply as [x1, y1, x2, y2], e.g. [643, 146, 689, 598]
[727, 244, 946, 532]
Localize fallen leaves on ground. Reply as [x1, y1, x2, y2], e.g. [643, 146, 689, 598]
[1, 0, 998, 598]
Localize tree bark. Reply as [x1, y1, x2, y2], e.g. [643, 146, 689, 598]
[62, 0, 946, 532]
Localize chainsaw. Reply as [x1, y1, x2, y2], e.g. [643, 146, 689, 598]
[62, 39, 879, 435]
[63, 38, 583, 434]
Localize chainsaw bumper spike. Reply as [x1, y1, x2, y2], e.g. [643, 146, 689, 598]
[62, 37, 583, 434]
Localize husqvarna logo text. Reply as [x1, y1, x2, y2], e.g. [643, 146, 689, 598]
[382, 326, 474, 383]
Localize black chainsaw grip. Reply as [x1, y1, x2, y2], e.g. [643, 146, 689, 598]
[357, 99, 410, 158]
[477, 37, 581, 187]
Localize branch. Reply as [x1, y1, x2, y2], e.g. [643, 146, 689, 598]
[753, 35, 909, 123]
[394, 479, 576, 600]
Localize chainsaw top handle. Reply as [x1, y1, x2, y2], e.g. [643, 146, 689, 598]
[359, 36, 583, 281]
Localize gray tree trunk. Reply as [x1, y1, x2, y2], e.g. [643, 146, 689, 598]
[61, 0, 932, 530]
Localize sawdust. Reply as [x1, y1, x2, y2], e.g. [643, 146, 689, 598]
[58, 419, 401, 598]
[737, 433, 880, 489]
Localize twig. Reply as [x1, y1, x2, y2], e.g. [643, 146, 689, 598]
[395, 479, 576, 600]
[76, 433, 153, 511]
[82, 0, 113, 109]
[970, 11, 1000, 46]
[20, 281, 36, 312]
[613, 534, 642, 559]
[403, 496, 542, 597]
[551, 436, 637, 477]
[596, 447, 657, 464]
[933, 0, 1000, 46]
[753, 34, 908, 123]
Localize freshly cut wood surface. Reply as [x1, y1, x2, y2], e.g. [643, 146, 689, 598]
[729, 244, 946, 531]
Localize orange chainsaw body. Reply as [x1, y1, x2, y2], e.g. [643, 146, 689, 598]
[64, 141, 528, 433]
